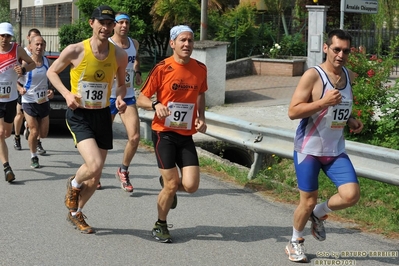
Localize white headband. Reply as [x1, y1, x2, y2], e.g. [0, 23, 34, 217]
[170, 25, 193, 40]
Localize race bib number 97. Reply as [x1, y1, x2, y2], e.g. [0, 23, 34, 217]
[164, 102, 195, 130]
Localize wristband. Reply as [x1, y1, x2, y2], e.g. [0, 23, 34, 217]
[21, 67, 26, 75]
[152, 100, 160, 110]
[135, 71, 142, 76]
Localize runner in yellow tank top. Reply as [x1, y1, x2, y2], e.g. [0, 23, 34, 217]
[47, 5, 128, 234]
[70, 39, 118, 109]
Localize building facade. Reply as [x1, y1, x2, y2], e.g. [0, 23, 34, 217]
[10, 0, 79, 52]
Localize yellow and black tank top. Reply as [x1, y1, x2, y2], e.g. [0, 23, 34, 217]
[70, 39, 118, 109]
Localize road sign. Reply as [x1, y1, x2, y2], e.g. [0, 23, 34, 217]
[344, 0, 378, 14]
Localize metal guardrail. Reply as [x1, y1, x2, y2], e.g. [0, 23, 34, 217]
[139, 109, 399, 185]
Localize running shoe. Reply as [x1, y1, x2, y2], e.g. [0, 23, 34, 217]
[159, 176, 177, 209]
[13, 136, 21, 150]
[23, 121, 30, 140]
[116, 168, 133, 192]
[96, 182, 102, 190]
[36, 140, 46, 155]
[152, 221, 172, 243]
[285, 237, 308, 262]
[67, 211, 95, 234]
[309, 212, 327, 241]
[30, 156, 40, 169]
[65, 176, 80, 211]
[4, 166, 15, 183]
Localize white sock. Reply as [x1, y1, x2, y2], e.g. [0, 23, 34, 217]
[291, 226, 303, 241]
[313, 201, 332, 218]
[71, 178, 82, 188]
[71, 208, 82, 217]
[31, 153, 37, 158]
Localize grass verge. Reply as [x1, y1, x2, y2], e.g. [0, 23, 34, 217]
[199, 154, 399, 239]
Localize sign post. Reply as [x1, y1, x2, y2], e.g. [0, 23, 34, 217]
[340, 0, 378, 29]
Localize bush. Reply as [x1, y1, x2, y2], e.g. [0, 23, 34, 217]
[59, 20, 92, 51]
[279, 33, 306, 57]
[345, 37, 399, 148]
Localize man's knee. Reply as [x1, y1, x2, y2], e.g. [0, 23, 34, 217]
[339, 183, 360, 206]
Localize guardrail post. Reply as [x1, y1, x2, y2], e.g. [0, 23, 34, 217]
[248, 152, 263, 180]
[140, 120, 152, 141]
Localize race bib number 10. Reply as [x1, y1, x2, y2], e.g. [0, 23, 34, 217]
[0, 81, 12, 99]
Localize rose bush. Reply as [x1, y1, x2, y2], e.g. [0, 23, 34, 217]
[345, 38, 399, 148]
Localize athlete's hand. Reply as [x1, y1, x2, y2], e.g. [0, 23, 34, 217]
[116, 98, 127, 114]
[135, 74, 143, 86]
[154, 104, 171, 120]
[323, 89, 342, 107]
[348, 117, 363, 133]
[14, 65, 25, 77]
[47, 90, 54, 100]
[66, 93, 81, 110]
[195, 117, 207, 133]
[17, 87, 26, 95]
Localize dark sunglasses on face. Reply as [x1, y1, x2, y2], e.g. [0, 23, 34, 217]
[329, 46, 351, 55]
[0, 34, 11, 38]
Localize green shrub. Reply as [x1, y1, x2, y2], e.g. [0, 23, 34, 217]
[345, 37, 399, 148]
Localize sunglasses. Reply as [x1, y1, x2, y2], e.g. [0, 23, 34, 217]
[0, 34, 11, 38]
[329, 46, 351, 55]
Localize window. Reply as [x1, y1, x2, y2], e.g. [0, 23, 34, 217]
[20, 3, 72, 28]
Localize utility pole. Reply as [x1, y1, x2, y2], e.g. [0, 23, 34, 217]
[200, 0, 208, 40]
[17, 0, 22, 44]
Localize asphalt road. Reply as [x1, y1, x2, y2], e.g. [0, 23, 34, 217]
[0, 121, 397, 266]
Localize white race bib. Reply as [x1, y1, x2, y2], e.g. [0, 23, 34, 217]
[325, 101, 352, 130]
[125, 68, 134, 89]
[32, 87, 48, 104]
[164, 102, 195, 130]
[78, 81, 108, 109]
[0, 81, 12, 99]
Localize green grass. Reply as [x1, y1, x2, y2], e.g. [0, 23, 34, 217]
[198, 154, 399, 239]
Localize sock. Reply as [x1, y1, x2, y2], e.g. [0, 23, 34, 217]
[157, 219, 167, 224]
[313, 201, 332, 218]
[31, 153, 37, 158]
[3, 162, 9, 169]
[15, 135, 20, 139]
[71, 178, 82, 188]
[71, 208, 83, 216]
[120, 164, 128, 172]
[291, 226, 303, 241]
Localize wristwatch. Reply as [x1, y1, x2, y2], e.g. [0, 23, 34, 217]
[152, 100, 160, 110]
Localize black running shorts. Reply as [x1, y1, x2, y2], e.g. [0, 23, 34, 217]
[152, 130, 199, 169]
[0, 99, 17, 123]
[66, 107, 113, 150]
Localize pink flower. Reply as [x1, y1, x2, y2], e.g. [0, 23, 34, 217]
[357, 110, 362, 117]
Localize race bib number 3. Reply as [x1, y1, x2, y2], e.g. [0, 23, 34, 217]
[125, 68, 134, 89]
[79, 81, 108, 109]
[164, 102, 195, 130]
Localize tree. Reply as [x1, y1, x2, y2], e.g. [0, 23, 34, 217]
[0, 0, 9, 22]
[262, 0, 293, 36]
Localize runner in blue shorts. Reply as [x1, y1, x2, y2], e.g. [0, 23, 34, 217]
[285, 29, 364, 263]
[106, 12, 142, 192]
